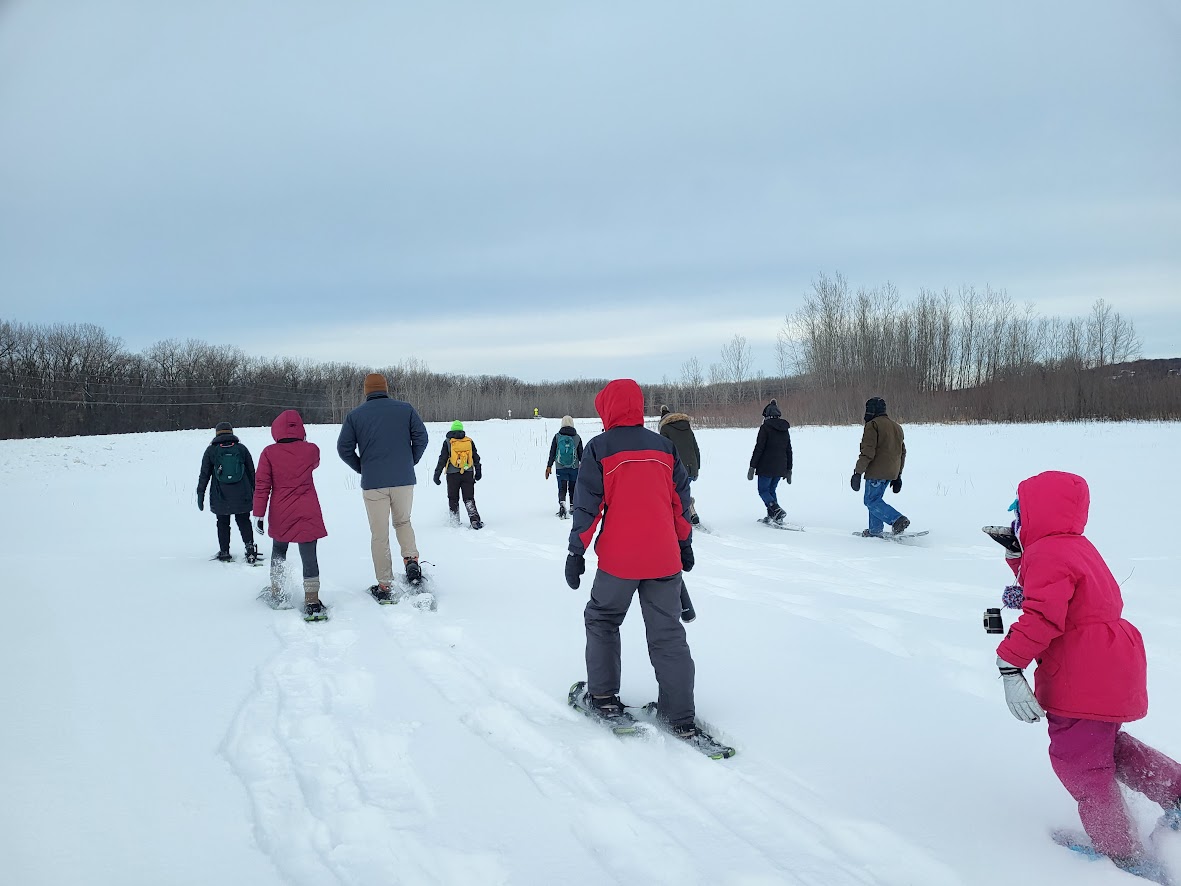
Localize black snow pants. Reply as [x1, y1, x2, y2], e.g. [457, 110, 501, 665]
[216, 512, 254, 553]
[446, 472, 481, 524]
[584, 569, 695, 726]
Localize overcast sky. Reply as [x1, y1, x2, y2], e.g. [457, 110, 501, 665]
[1, 0, 1178, 381]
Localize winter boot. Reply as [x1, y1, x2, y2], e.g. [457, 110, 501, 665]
[244, 543, 260, 564]
[215, 550, 233, 562]
[369, 583, 393, 603]
[891, 515, 911, 535]
[586, 693, 629, 723]
[302, 578, 327, 621]
[465, 499, 482, 528]
[771, 504, 787, 523]
[557, 503, 567, 519]
[404, 556, 423, 586]
[670, 721, 700, 740]
[859, 529, 884, 538]
[448, 510, 461, 527]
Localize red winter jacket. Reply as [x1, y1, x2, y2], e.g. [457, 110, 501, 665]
[996, 471, 1147, 723]
[568, 379, 692, 579]
[252, 410, 328, 544]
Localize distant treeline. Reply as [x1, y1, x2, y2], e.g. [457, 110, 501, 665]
[1, 276, 1177, 440]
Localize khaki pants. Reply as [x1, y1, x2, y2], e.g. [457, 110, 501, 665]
[363, 486, 418, 584]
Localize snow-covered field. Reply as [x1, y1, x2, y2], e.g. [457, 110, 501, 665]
[2, 418, 1179, 886]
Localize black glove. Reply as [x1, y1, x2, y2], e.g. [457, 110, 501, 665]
[850, 472, 862, 492]
[475, 468, 482, 482]
[747, 467, 755, 481]
[433, 475, 441, 486]
[197, 498, 204, 511]
[891, 476, 902, 494]
[680, 543, 695, 573]
[565, 553, 586, 590]
[255, 518, 264, 533]
[786, 470, 792, 485]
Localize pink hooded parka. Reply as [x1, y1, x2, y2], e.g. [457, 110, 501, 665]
[252, 410, 327, 544]
[996, 471, 1147, 723]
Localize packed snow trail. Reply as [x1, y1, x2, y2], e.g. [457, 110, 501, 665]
[3, 420, 1179, 885]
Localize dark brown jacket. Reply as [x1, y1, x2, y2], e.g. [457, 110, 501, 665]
[855, 415, 906, 480]
[659, 413, 701, 479]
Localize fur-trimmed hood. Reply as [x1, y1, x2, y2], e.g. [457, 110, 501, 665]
[659, 412, 692, 429]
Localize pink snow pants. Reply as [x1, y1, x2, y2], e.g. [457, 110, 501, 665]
[1048, 714, 1181, 858]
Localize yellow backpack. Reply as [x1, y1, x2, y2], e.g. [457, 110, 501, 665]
[448, 436, 474, 472]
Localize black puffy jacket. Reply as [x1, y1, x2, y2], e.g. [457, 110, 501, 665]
[749, 418, 793, 478]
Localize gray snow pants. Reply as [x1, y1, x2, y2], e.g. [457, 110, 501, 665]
[584, 569, 695, 726]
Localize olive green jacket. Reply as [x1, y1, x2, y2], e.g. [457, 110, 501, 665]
[854, 415, 906, 480]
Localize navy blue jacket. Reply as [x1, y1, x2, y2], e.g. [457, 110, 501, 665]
[336, 392, 429, 489]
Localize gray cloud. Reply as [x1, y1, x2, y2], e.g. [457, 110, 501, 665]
[1, 0, 1178, 379]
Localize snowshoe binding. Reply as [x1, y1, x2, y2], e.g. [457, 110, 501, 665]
[567, 681, 640, 736]
[369, 583, 395, 605]
[214, 550, 233, 562]
[244, 543, 262, 565]
[302, 600, 329, 623]
[557, 504, 568, 519]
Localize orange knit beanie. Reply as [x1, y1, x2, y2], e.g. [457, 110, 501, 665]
[363, 373, 388, 396]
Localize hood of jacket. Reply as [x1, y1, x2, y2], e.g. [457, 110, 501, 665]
[1016, 470, 1089, 547]
[271, 409, 307, 443]
[763, 417, 791, 432]
[210, 432, 240, 445]
[446, 429, 467, 441]
[659, 412, 692, 429]
[594, 379, 644, 430]
[557, 425, 578, 437]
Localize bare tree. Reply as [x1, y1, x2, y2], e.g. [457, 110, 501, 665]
[719, 333, 752, 384]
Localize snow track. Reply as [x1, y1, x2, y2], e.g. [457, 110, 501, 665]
[5, 420, 1179, 885]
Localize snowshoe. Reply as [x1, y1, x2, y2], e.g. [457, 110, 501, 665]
[368, 583, 395, 605]
[257, 588, 294, 610]
[244, 544, 262, 565]
[302, 600, 330, 623]
[689, 513, 700, 525]
[567, 681, 640, 736]
[1052, 829, 1174, 884]
[640, 703, 736, 760]
[214, 550, 233, 562]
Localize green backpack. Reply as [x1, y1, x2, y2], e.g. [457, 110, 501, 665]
[213, 444, 246, 484]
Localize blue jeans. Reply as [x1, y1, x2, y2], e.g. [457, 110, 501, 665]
[864, 479, 902, 535]
[757, 475, 780, 507]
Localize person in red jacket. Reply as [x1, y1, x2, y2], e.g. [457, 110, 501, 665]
[992, 471, 1181, 877]
[253, 410, 329, 620]
[565, 379, 698, 737]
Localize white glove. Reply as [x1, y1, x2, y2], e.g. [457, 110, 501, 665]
[997, 656, 1045, 723]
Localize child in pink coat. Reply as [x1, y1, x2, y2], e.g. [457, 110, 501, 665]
[992, 471, 1181, 880]
[253, 410, 328, 619]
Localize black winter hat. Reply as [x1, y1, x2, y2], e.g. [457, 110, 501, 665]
[214, 421, 233, 435]
[863, 397, 887, 422]
[762, 399, 781, 419]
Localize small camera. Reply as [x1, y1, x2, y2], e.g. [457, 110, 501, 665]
[983, 607, 1004, 635]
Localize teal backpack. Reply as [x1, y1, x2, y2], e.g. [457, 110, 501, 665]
[213, 444, 246, 484]
[555, 434, 578, 469]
